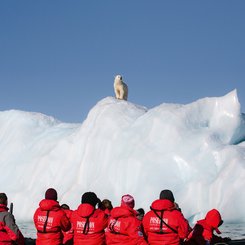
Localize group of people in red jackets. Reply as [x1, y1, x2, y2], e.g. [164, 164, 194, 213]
[0, 189, 231, 245]
[32, 188, 230, 245]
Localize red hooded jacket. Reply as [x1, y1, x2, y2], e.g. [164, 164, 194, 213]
[71, 203, 108, 245]
[33, 199, 71, 245]
[186, 209, 225, 245]
[105, 205, 147, 245]
[142, 199, 189, 245]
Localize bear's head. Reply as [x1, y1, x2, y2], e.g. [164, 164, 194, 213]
[114, 75, 123, 82]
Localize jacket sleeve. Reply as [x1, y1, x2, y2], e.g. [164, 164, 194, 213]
[100, 211, 109, 230]
[60, 210, 71, 232]
[177, 211, 190, 239]
[142, 212, 150, 239]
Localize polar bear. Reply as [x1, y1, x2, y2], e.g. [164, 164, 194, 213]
[114, 75, 128, 101]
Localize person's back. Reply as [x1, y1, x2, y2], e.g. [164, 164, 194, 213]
[106, 194, 147, 245]
[33, 188, 71, 245]
[143, 189, 189, 245]
[71, 192, 108, 245]
[0, 193, 24, 245]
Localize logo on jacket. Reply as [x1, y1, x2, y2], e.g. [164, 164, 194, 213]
[76, 221, 95, 232]
[149, 217, 168, 231]
[108, 219, 121, 232]
[37, 216, 54, 226]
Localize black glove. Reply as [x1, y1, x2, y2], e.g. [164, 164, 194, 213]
[223, 237, 231, 242]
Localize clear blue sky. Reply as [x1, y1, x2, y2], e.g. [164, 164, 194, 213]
[1, 1, 244, 122]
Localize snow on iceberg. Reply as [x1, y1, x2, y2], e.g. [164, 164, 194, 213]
[0, 90, 244, 224]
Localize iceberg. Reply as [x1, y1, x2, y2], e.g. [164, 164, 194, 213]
[0, 90, 244, 224]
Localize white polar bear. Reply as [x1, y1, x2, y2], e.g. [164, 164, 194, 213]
[114, 75, 128, 101]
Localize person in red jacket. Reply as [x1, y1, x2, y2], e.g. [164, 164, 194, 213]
[33, 188, 71, 245]
[186, 209, 231, 245]
[142, 189, 190, 245]
[0, 193, 24, 245]
[106, 194, 147, 245]
[71, 191, 108, 245]
[61, 204, 73, 245]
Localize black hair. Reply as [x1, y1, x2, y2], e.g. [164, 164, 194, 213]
[81, 192, 99, 207]
[137, 208, 145, 216]
[61, 204, 70, 210]
[0, 193, 8, 205]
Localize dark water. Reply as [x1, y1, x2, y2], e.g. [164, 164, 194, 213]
[19, 222, 36, 239]
[221, 223, 245, 240]
[19, 222, 245, 240]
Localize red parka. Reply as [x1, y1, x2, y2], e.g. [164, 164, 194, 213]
[106, 205, 147, 245]
[0, 204, 24, 245]
[33, 199, 71, 245]
[186, 209, 226, 245]
[142, 199, 189, 245]
[71, 203, 108, 245]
